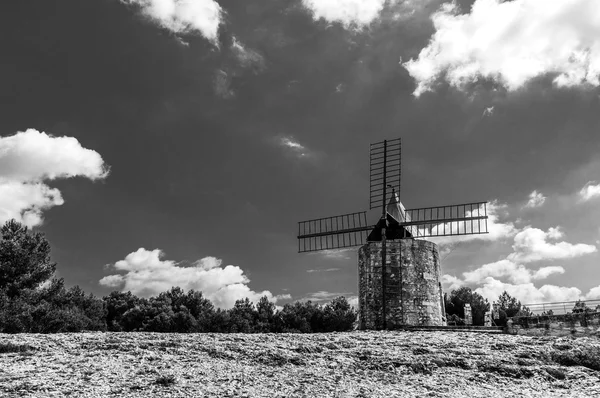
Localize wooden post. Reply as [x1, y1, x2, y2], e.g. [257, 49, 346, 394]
[381, 140, 387, 330]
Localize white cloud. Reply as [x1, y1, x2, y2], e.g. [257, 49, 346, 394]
[306, 268, 341, 273]
[482, 106, 494, 117]
[231, 37, 265, 72]
[475, 277, 585, 305]
[403, 0, 600, 96]
[427, 200, 517, 245]
[586, 286, 600, 300]
[578, 181, 600, 202]
[0, 129, 108, 227]
[122, 0, 223, 43]
[508, 227, 597, 263]
[347, 295, 359, 308]
[445, 224, 594, 291]
[100, 248, 284, 309]
[310, 247, 354, 260]
[300, 290, 353, 303]
[462, 259, 564, 285]
[441, 274, 464, 291]
[524, 190, 546, 208]
[302, 0, 387, 27]
[278, 137, 313, 159]
[280, 138, 305, 151]
[213, 69, 234, 99]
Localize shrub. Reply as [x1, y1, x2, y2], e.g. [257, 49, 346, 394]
[155, 374, 176, 386]
[0, 342, 34, 354]
[551, 347, 600, 371]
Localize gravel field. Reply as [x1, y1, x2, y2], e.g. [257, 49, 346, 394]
[1, 331, 599, 397]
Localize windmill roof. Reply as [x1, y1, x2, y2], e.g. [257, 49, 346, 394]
[386, 189, 409, 223]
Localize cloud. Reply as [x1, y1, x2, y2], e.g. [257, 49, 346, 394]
[462, 259, 565, 285]
[100, 248, 285, 308]
[231, 37, 265, 72]
[310, 247, 354, 260]
[300, 290, 353, 303]
[301, 0, 387, 27]
[508, 227, 597, 263]
[278, 137, 313, 158]
[121, 0, 223, 43]
[441, 274, 464, 291]
[445, 224, 594, 285]
[213, 69, 234, 99]
[347, 295, 359, 308]
[403, 0, 600, 96]
[306, 268, 341, 273]
[481, 106, 494, 117]
[586, 286, 600, 300]
[427, 200, 517, 245]
[474, 277, 585, 305]
[0, 129, 108, 227]
[443, 220, 596, 304]
[578, 181, 600, 202]
[524, 190, 546, 208]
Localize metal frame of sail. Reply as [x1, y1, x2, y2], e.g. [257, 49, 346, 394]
[296, 202, 489, 253]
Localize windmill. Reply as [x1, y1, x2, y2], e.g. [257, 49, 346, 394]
[297, 138, 489, 329]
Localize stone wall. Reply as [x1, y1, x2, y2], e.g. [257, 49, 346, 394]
[508, 312, 600, 337]
[358, 239, 444, 330]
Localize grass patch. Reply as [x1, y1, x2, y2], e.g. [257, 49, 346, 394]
[0, 342, 34, 354]
[477, 362, 535, 379]
[155, 374, 177, 387]
[551, 347, 600, 371]
[545, 367, 567, 380]
[202, 347, 235, 360]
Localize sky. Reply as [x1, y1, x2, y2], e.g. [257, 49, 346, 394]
[1, 0, 600, 308]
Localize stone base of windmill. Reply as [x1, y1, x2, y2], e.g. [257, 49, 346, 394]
[358, 239, 445, 330]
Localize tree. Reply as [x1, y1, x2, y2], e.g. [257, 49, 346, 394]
[322, 296, 356, 332]
[445, 287, 489, 326]
[495, 291, 522, 317]
[208, 308, 231, 332]
[572, 300, 592, 314]
[0, 219, 56, 297]
[103, 291, 142, 331]
[280, 301, 323, 332]
[228, 298, 257, 333]
[256, 295, 279, 333]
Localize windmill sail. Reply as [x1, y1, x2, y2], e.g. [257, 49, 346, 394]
[297, 211, 373, 253]
[297, 138, 489, 253]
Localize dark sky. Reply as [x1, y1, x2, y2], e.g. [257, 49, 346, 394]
[1, 0, 599, 307]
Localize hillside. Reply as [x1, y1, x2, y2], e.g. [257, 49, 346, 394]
[1, 331, 599, 397]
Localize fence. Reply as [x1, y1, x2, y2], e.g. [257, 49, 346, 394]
[520, 299, 600, 316]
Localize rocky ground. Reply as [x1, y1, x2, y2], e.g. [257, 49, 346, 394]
[0, 331, 599, 397]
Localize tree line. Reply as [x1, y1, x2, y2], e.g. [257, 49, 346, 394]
[0, 219, 355, 333]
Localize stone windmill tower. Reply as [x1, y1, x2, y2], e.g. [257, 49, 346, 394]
[297, 138, 489, 330]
